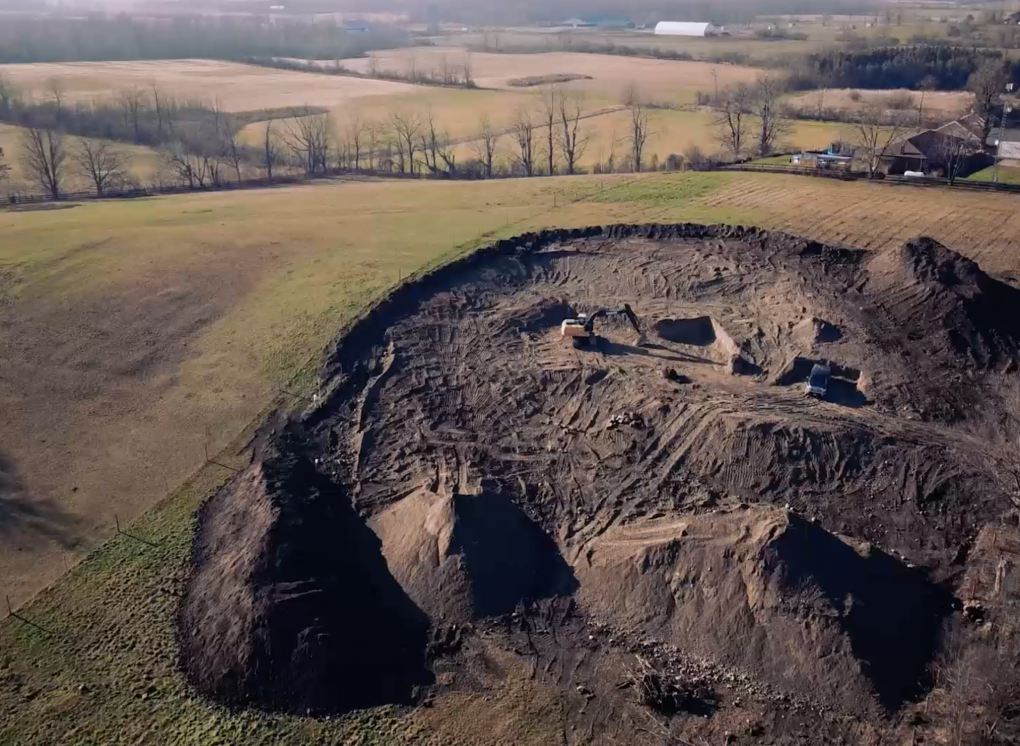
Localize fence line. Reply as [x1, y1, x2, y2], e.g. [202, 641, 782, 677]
[6, 159, 1020, 209]
[720, 163, 1020, 194]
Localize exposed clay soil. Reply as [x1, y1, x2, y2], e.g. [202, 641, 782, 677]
[181, 225, 1020, 743]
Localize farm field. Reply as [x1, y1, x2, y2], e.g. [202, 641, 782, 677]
[235, 87, 557, 151]
[0, 59, 415, 112]
[0, 122, 161, 195]
[785, 87, 974, 117]
[431, 29, 835, 63]
[4, 172, 1020, 746]
[338, 48, 764, 104]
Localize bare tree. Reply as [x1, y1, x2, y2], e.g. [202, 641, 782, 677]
[209, 98, 234, 186]
[118, 87, 148, 143]
[628, 100, 651, 172]
[558, 91, 591, 175]
[283, 110, 333, 175]
[621, 82, 641, 107]
[390, 112, 422, 174]
[158, 142, 206, 189]
[345, 115, 367, 171]
[510, 107, 537, 176]
[0, 73, 18, 113]
[261, 119, 281, 181]
[853, 105, 905, 178]
[752, 75, 792, 157]
[223, 130, 245, 183]
[713, 83, 752, 159]
[473, 115, 499, 178]
[916, 75, 938, 127]
[72, 137, 126, 196]
[937, 134, 979, 184]
[150, 81, 166, 139]
[0, 146, 10, 184]
[366, 121, 382, 171]
[969, 61, 1010, 140]
[606, 127, 622, 173]
[439, 55, 455, 85]
[46, 78, 65, 113]
[540, 87, 559, 175]
[420, 110, 457, 176]
[20, 126, 67, 199]
[462, 52, 475, 87]
[421, 109, 442, 174]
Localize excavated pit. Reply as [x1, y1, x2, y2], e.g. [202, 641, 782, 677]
[182, 225, 1020, 736]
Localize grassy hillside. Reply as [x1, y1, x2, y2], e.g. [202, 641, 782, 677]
[4, 172, 1020, 745]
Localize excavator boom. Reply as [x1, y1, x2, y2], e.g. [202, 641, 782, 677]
[562, 304, 643, 348]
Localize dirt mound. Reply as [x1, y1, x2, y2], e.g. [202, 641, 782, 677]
[184, 225, 1020, 737]
[793, 316, 842, 345]
[574, 508, 951, 712]
[370, 487, 577, 623]
[180, 432, 432, 715]
[870, 237, 1020, 369]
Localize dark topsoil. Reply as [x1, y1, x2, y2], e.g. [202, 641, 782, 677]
[180, 224, 1020, 744]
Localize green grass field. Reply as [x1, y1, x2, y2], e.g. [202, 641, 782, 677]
[5, 171, 1020, 745]
[966, 164, 1020, 185]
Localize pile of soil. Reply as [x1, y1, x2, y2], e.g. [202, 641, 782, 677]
[869, 237, 1020, 370]
[181, 225, 1020, 741]
[180, 432, 432, 714]
[370, 487, 577, 624]
[574, 507, 950, 713]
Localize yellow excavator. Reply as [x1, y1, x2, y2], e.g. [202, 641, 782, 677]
[560, 304, 644, 349]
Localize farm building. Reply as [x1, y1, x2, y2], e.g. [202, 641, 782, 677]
[879, 128, 989, 176]
[654, 22, 720, 36]
[989, 127, 1020, 166]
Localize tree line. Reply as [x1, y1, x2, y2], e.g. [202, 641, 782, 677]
[248, 54, 478, 89]
[0, 74, 248, 149]
[786, 45, 1020, 93]
[0, 88, 673, 200]
[0, 15, 408, 65]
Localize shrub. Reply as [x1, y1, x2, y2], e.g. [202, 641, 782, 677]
[886, 91, 915, 110]
[683, 144, 707, 170]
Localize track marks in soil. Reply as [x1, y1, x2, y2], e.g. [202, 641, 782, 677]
[187, 225, 1020, 726]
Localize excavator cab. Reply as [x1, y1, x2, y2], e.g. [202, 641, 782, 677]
[561, 305, 643, 349]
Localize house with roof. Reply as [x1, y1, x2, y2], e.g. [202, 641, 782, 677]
[936, 114, 985, 143]
[879, 123, 990, 176]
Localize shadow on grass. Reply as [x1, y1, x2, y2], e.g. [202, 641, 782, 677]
[0, 450, 80, 550]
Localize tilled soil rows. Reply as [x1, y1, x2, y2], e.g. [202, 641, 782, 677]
[181, 224, 1020, 743]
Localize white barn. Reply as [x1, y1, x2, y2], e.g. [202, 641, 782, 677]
[654, 21, 720, 36]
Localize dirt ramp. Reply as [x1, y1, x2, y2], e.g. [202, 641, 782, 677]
[372, 488, 577, 623]
[573, 508, 951, 712]
[181, 437, 432, 714]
